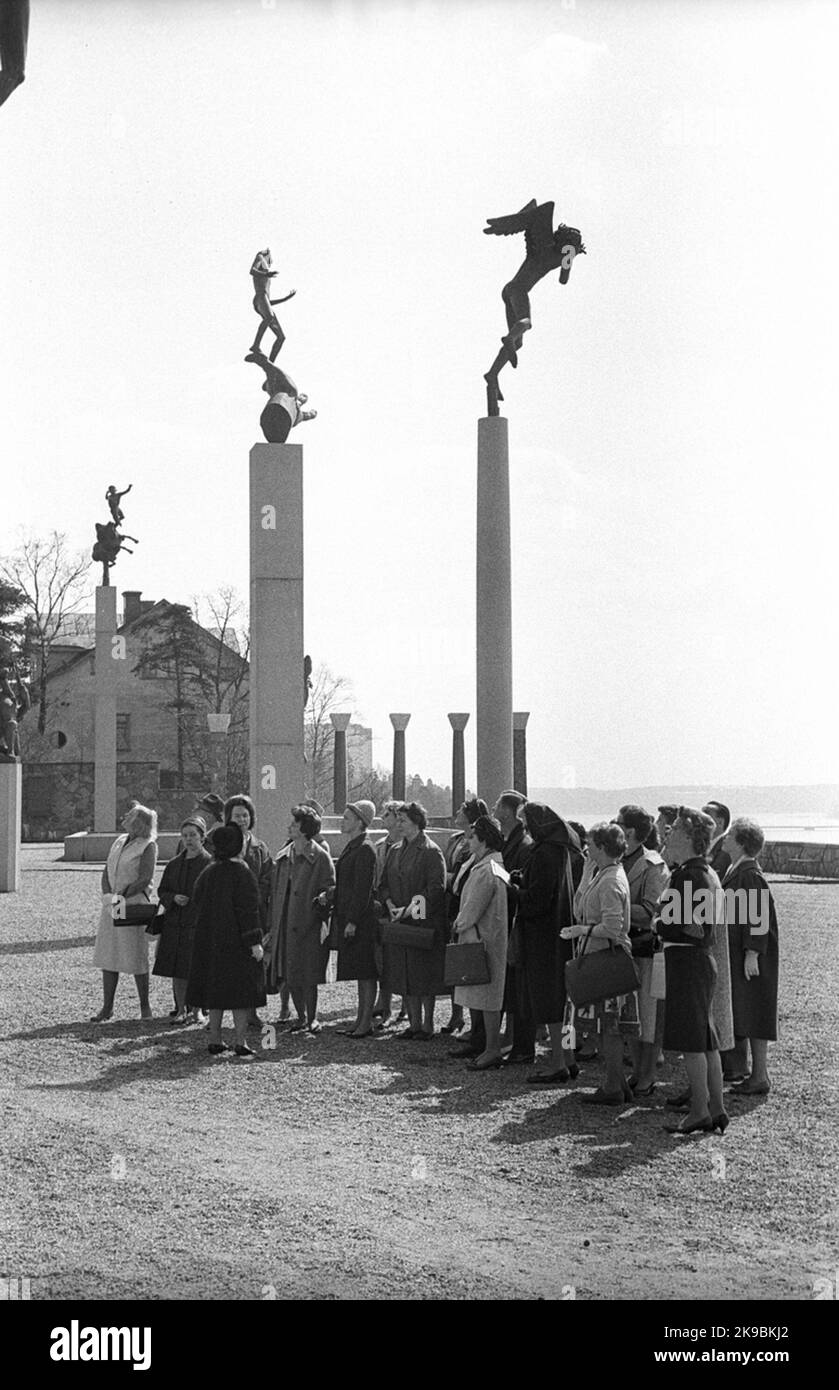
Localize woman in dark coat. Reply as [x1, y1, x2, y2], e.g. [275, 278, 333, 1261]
[381, 802, 447, 1040]
[330, 800, 379, 1037]
[224, 794, 273, 929]
[658, 807, 727, 1134]
[185, 823, 266, 1057]
[152, 815, 212, 1023]
[721, 816, 779, 1096]
[513, 802, 584, 1083]
[265, 805, 335, 1033]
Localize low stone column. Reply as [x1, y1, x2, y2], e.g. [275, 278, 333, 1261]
[330, 712, 351, 813]
[448, 713, 470, 814]
[0, 760, 22, 893]
[206, 711, 231, 800]
[389, 713, 411, 801]
[513, 711, 530, 796]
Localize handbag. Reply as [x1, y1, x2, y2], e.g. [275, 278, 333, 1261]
[381, 920, 435, 950]
[111, 893, 160, 927]
[564, 927, 640, 1007]
[444, 927, 491, 987]
[630, 925, 657, 958]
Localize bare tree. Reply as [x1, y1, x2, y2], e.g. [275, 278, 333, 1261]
[304, 663, 354, 809]
[0, 531, 90, 733]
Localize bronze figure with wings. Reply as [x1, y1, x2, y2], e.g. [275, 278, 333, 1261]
[483, 199, 585, 416]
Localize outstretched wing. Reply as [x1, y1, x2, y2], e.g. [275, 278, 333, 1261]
[484, 199, 555, 257]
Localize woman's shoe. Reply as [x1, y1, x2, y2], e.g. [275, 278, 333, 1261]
[395, 1028, 417, 1041]
[633, 1082, 657, 1097]
[89, 1010, 113, 1023]
[729, 1079, 770, 1096]
[306, 1020, 322, 1035]
[665, 1090, 691, 1109]
[500, 1050, 536, 1067]
[567, 1063, 580, 1080]
[581, 1087, 626, 1106]
[711, 1111, 730, 1133]
[207, 1043, 228, 1055]
[234, 1043, 257, 1058]
[349, 1029, 374, 1039]
[414, 1029, 433, 1041]
[527, 1068, 571, 1085]
[171, 1009, 189, 1025]
[465, 1057, 502, 1071]
[663, 1116, 714, 1135]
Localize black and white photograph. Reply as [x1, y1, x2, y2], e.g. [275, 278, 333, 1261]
[1, 0, 837, 1342]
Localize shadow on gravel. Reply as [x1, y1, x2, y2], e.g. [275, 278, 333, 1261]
[0, 935, 96, 956]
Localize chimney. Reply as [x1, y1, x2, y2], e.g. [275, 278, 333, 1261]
[122, 591, 142, 626]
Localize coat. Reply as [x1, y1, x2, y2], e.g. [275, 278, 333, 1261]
[453, 851, 509, 1011]
[241, 834, 273, 931]
[659, 858, 721, 1053]
[153, 847, 212, 980]
[185, 859, 266, 1010]
[723, 857, 779, 1041]
[514, 809, 584, 1025]
[333, 833, 378, 981]
[265, 838, 335, 991]
[92, 833, 158, 975]
[381, 831, 447, 996]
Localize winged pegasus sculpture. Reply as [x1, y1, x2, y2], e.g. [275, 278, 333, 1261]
[483, 198, 585, 416]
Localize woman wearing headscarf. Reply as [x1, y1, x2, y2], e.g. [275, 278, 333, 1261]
[721, 817, 779, 1097]
[381, 802, 447, 1040]
[185, 823, 266, 1057]
[330, 800, 379, 1037]
[265, 805, 336, 1033]
[452, 815, 509, 1070]
[152, 815, 212, 1024]
[443, 796, 489, 1038]
[91, 803, 159, 1022]
[513, 802, 584, 1083]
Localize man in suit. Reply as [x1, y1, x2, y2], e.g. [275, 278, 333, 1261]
[703, 800, 732, 881]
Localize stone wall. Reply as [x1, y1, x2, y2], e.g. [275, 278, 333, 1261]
[21, 762, 219, 841]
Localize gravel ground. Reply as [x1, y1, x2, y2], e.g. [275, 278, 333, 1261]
[1, 847, 836, 1301]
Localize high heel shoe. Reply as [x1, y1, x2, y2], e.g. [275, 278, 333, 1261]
[663, 1116, 714, 1135]
[710, 1111, 730, 1133]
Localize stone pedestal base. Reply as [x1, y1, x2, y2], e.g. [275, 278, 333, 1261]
[0, 760, 22, 893]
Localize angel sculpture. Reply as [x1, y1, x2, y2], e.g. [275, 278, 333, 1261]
[0, 660, 30, 762]
[483, 198, 585, 416]
[248, 248, 296, 363]
[0, 0, 28, 110]
[92, 521, 138, 584]
[245, 348, 317, 444]
[105, 482, 132, 526]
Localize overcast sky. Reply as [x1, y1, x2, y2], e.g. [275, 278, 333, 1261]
[2, 0, 837, 790]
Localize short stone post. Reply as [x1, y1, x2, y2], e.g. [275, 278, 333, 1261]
[389, 713, 411, 801]
[448, 713, 470, 814]
[0, 761, 22, 893]
[330, 712, 351, 813]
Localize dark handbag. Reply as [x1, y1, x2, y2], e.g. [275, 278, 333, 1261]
[380, 919, 435, 950]
[630, 926, 657, 958]
[444, 930, 491, 987]
[111, 893, 160, 927]
[565, 928, 640, 1006]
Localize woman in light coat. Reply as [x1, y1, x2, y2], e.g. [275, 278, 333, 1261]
[91, 803, 159, 1021]
[452, 816, 509, 1071]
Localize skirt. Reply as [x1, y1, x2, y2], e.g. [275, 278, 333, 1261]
[92, 896, 149, 975]
[663, 946, 721, 1053]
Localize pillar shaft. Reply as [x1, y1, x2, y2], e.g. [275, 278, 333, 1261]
[390, 714, 410, 800]
[94, 585, 117, 831]
[476, 417, 513, 805]
[0, 761, 22, 893]
[330, 713, 351, 814]
[448, 713, 469, 815]
[513, 712, 530, 796]
[249, 443, 305, 854]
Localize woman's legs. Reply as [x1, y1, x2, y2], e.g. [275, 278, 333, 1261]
[543, 1021, 576, 1074]
[476, 1009, 502, 1065]
[683, 1052, 711, 1122]
[232, 1009, 249, 1047]
[134, 972, 151, 1018]
[352, 979, 376, 1035]
[305, 986, 318, 1028]
[173, 978, 188, 1013]
[207, 1008, 224, 1045]
[630, 1039, 657, 1090]
[420, 995, 435, 1034]
[602, 1031, 625, 1094]
[278, 982, 291, 1021]
[91, 970, 119, 1021]
[706, 1049, 725, 1116]
[405, 995, 422, 1032]
[747, 1037, 770, 1088]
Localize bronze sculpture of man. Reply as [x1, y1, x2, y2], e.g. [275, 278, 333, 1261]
[105, 483, 132, 526]
[483, 198, 585, 415]
[248, 248, 296, 363]
[92, 521, 138, 585]
[245, 348, 316, 445]
[0, 661, 30, 761]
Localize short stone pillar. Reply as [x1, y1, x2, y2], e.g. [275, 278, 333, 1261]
[94, 584, 118, 831]
[0, 760, 22, 893]
[513, 711, 530, 796]
[448, 713, 470, 814]
[206, 711, 231, 799]
[330, 712, 351, 813]
[389, 713, 411, 801]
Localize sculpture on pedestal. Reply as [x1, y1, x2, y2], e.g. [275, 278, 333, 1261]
[92, 483, 139, 584]
[105, 483, 132, 525]
[245, 349, 317, 445]
[0, 661, 30, 761]
[248, 248, 296, 363]
[0, 0, 28, 109]
[483, 198, 585, 416]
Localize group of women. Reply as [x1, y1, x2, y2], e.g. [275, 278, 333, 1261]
[90, 792, 779, 1126]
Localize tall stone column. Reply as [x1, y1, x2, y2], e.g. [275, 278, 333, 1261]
[249, 443, 305, 854]
[94, 584, 118, 831]
[476, 417, 513, 805]
[330, 712, 351, 813]
[448, 712, 469, 814]
[513, 711, 530, 796]
[0, 761, 22, 893]
[389, 713, 410, 800]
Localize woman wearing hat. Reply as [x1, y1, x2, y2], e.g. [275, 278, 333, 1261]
[152, 815, 212, 1023]
[330, 801, 379, 1037]
[381, 802, 447, 1040]
[452, 815, 510, 1070]
[185, 823, 266, 1057]
[194, 793, 225, 848]
[265, 805, 335, 1033]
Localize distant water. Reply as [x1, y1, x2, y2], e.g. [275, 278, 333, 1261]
[561, 815, 839, 845]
